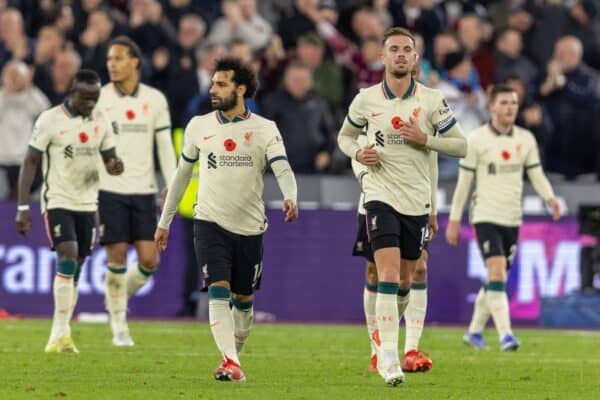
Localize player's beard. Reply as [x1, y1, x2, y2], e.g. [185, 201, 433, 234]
[391, 69, 410, 79]
[211, 91, 238, 111]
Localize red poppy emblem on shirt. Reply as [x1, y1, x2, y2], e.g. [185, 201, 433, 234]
[224, 138, 237, 152]
[126, 109, 136, 120]
[501, 150, 511, 160]
[79, 132, 89, 143]
[391, 116, 404, 130]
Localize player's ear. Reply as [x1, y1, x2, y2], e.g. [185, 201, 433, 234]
[237, 84, 247, 98]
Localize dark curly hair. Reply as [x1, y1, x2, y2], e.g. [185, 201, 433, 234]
[214, 57, 258, 98]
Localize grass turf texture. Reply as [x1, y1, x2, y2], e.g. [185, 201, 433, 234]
[1, 320, 599, 399]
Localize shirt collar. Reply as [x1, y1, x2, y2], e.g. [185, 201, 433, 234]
[489, 122, 513, 136]
[113, 82, 140, 97]
[62, 100, 80, 118]
[382, 78, 416, 100]
[216, 106, 251, 124]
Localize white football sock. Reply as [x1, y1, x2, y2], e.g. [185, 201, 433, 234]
[363, 285, 377, 356]
[232, 300, 254, 354]
[376, 282, 400, 368]
[126, 264, 153, 297]
[208, 287, 239, 364]
[468, 286, 490, 333]
[105, 266, 128, 335]
[404, 285, 426, 353]
[49, 275, 74, 344]
[486, 281, 512, 340]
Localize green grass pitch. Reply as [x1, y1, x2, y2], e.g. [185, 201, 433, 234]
[1, 320, 599, 399]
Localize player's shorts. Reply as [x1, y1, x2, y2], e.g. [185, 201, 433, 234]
[364, 201, 428, 261]
[352, 213, 375, 263]
[44, 208, 96, 257]
[98, 191, 156, 245]
[193, 219, 263, 296]
[474, 222, 519, 266]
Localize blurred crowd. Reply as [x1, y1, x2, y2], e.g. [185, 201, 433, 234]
[2, 0, 600, 197]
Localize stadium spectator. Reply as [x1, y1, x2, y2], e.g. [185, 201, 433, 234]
[494, 28, 538, 94]
[457, 14, 495, 89]
[565, 0, 600, 69]
[278, 0, 337, 49]
[79, 8, 119, 82]
[207, 0, 272, 52]
[152, 13, 207, 127]
[129, 0, 176, 55]
[436, 50, 488, 179]
[539, 35, 600, 180]
[0, 60, 49, 199]
[45, 50, 82, 105]
[0, 8, 34, 69]
[162, 0, 216, 28]
[32, 25, 65, 100]
[432, 31, 461, 72]
[262, 62, 334, 174]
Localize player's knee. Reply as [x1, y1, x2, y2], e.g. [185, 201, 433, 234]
[56, 242, 78, 260]
[138, 254, 159, 270]
[413, 267, 427, 283]
[232, 293, 253, 303]
[365, 261, 378, 285]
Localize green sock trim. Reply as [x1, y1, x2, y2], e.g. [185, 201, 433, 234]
[57, 259, 77, 276]
[365, 281, 378, 292]
[208, 286, 230, 300]
[411, 282, 427, 290]
[231, 299, 253, 310]
[107, 266, 126, 274]
[397, 287, 410, 297]
[483, 285, 488, 292]
[486, 281, 506, 291]
[74, 264, 83, 283]
[377, 282, 399, 294]
[138, 264, 154, 277]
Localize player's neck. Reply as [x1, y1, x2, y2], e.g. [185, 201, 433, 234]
[221, 101, 246, 121]
[490, 119, 513, 135]
[114, 77, 139, 96]
[384, 72, 413, 98]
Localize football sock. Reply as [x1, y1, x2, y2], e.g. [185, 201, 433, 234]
[376, 282, 400, 367]
[208, 286, 240, 364]
[363, 282, 378, 356]
[126, 264, 154, 297]
[49, 260, 76, 343]
[404, 283, 426, 353]
[468, 286, 490, 333]
[105, 265, 127, 335]
[231, 298, 253, 354]
[485, 281, 512, 339]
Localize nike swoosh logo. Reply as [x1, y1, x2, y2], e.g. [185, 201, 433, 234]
[371, 112, 383, 117]
[204, 135, 215, 140]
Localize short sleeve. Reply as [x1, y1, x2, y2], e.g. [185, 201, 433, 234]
[459, 135, 478, 172]
[153, 93, 172, 134]
[346, 90, 367, 129]
[430, 91, 457, 135]
[265, 122, 288, 167]
[28, 112, 51, 152]
[181, 119, 199, 162]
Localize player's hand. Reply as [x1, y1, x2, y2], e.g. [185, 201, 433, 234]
[547, 197, 561, 221]
[399, 116, 427, 146]
[105, 157, 124, 175]
[154, 227, 169, 252]
[283, 200, 298, 222]
[15, 210, 32, 236]
[445, 220, 461, 246]
[356, 143, 379, 166]
[428, 214, 438, 241]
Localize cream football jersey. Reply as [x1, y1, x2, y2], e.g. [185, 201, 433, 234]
[97, 83, 173, 194]
[346, 78, 457, 216]
[181, 108, 289, 236]
[29, 101, 115, 212]
[458, 123, 543, 226]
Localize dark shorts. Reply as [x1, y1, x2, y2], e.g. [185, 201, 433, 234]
[98, 191, 156, 245]
[194, 220, 263, 296]
[352, 213, 375, 263]
[364, 201, 428, 261]
[474, 223, 519, 266]
[44, 208, 96, 257]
